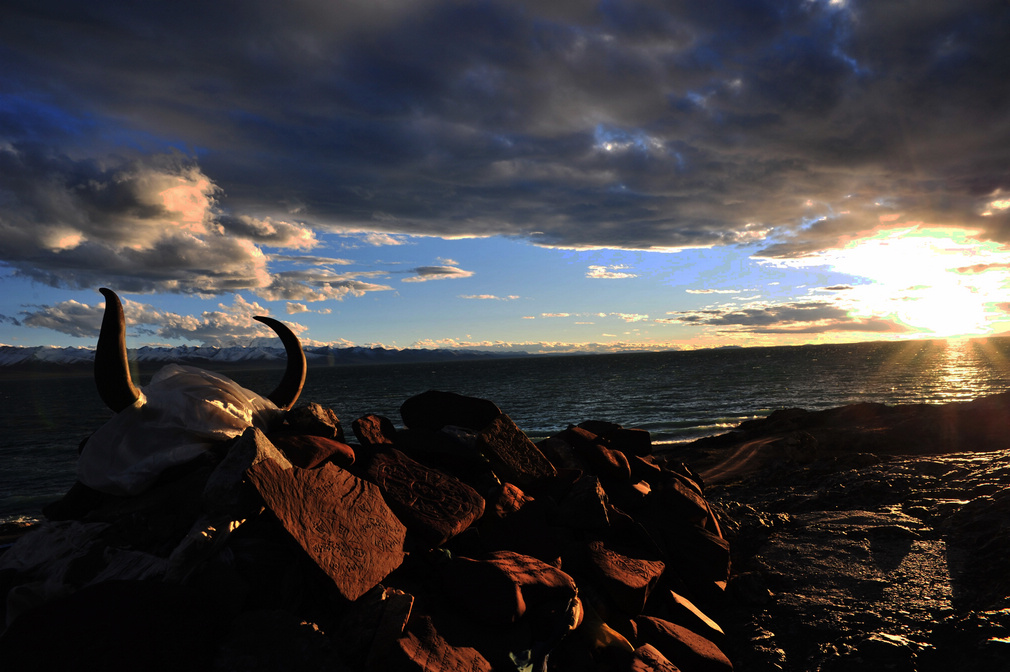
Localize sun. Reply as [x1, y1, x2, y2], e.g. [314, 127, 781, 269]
[796, 226, 1010, 338]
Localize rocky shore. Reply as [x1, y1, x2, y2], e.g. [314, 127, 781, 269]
[679, 391, 1010, 671]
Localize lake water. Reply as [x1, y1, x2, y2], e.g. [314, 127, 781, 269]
[3, 337, 1010, 523]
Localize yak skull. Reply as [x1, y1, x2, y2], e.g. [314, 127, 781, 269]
[77, 288, 306, 496]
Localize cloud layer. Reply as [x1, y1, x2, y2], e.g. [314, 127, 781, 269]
[1, 0, 1006, 277]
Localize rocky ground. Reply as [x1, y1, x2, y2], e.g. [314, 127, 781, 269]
[676, 392, 1010, 671]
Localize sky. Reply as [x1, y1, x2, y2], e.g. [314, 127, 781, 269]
[1, 0, 1009, 353]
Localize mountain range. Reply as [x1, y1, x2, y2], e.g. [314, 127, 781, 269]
[0, 344, 524, 373]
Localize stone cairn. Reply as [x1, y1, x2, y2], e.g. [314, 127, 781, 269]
[0, 390, 732, 671]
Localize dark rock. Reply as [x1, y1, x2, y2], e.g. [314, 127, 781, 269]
[212, 609, 345, 671]
[0, 580, 228, 672]
[246, 458, 407, 601]
[41, 480, 114, 521]
[337, 585, 415, 671]
[366, 449, 485, 548]
[203, 426, 291, 517]
[282, 402, 345, 442]
[399, 390, 502, 432]
[537, 435, 585, 472]
[555, 475, 611, 531]
[578, 420, 654, 457]
[439, 550, 578, 625]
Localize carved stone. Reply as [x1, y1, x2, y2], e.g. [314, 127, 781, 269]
[246, 458, 406, 601]
[390, 614, 494, 672]
[476, 415, 556, 486]
[366, 449, 485, 548]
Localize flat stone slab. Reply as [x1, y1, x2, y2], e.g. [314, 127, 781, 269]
[367, 449, 485, 548]
[247, 459, 406, 601]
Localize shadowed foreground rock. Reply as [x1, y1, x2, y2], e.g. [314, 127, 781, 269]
[677, 390, 1010, 671]
[0, 390, 731, 671]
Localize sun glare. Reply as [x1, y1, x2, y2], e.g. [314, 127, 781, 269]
[784, 227, 1010, 338]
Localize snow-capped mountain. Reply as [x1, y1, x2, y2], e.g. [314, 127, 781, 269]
[0, 344, 521, 371]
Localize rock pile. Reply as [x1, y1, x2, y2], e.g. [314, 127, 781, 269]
[0, 390, 732, 671]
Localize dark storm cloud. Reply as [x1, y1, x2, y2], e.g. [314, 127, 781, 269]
[665, 300, 909, 334]
[1, 0, 1008, 269]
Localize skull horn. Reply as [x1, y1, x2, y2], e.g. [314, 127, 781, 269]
[95, 288, 142, 412]
[254, 315, 306, 410]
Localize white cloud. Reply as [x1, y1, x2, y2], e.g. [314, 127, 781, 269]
[587, 265, 638, 279]
[19, 294, 308, 347]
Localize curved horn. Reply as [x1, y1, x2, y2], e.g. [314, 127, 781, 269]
[95, 287, 142, 412]
[254, 315, 306, 410]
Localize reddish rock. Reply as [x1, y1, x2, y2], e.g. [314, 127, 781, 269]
[557, 425, 602, 451]
[586, 541, 666, 615]
[585, 442, 633, 481]
[283, 402, 345, 442]
[477, 415, 557, 486]
[246, 458, 406, 601]
[270, 434, 355, 469]
[656, 590, 726, 643]
[353, 414, 399, 449]
[487, 482, 533, 519]
[367, 449, 485, 548]
[390, 614, 494, 672]
[634, 616, 733, 672]
[399, 390, 502, 432]
[631, 643, 681, 671]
